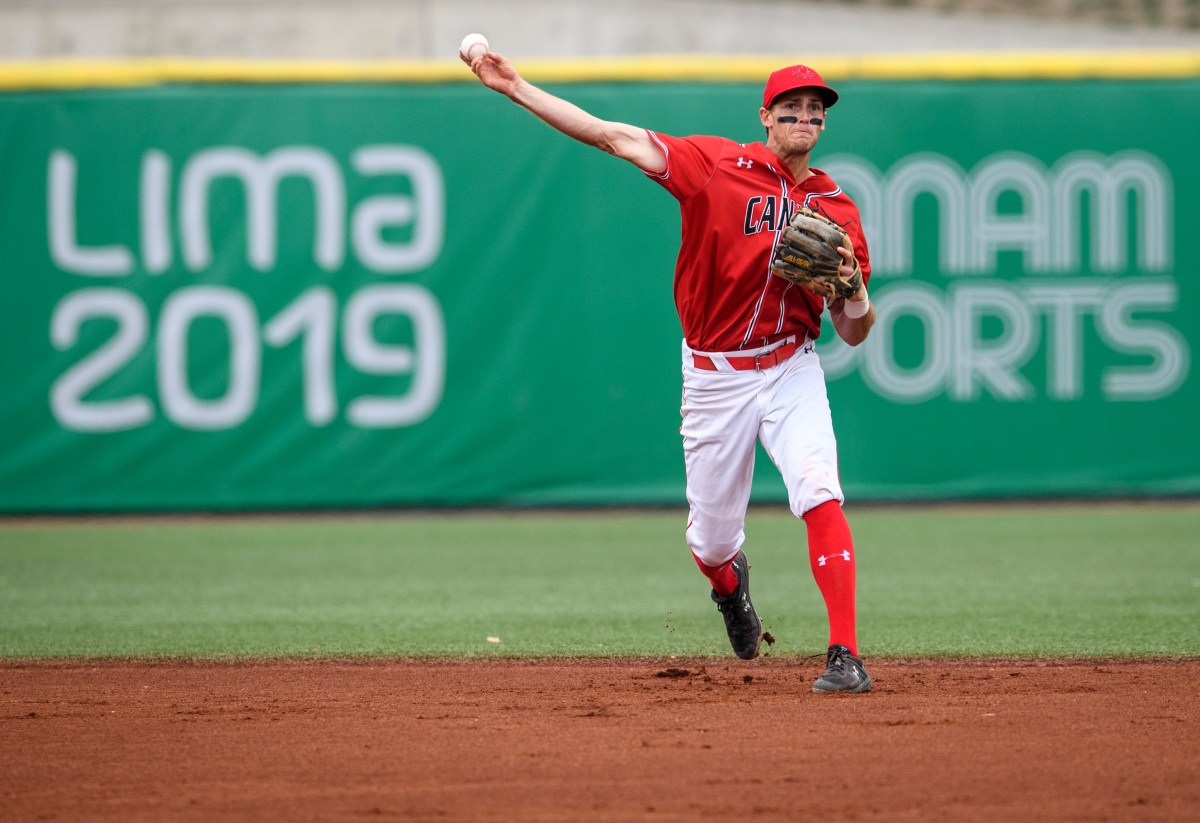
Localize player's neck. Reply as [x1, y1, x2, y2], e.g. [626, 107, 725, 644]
[789, 161, 814, 182]
[782, 156, 813, 183]
[767, 142, 813, 182]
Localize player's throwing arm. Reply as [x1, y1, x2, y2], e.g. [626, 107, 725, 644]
[459, 36, 665, 173]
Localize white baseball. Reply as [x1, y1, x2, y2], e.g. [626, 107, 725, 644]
[459, 33, 489, 61]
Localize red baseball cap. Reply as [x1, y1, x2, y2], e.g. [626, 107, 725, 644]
[762, 64, 839, 110]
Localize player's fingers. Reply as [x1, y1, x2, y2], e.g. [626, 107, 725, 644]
[474, 53, 513, 84]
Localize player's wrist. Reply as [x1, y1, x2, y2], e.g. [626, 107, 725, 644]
[507, 76, 533, 104]
[843, 290, 870, 319]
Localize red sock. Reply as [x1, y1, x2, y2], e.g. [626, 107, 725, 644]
[802, 500, 858, 655]
[693, 552, 739, 598]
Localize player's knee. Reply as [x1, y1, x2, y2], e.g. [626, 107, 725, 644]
[789, 476, 844, 519]
[686, 510, 745, 567]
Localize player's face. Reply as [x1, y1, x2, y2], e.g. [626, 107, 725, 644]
[761, 91, 826, 154]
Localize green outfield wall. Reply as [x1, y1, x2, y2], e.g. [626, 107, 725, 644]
[1, 55, 1197, 511]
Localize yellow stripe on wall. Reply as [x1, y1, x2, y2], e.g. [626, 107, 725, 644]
[1, 51, 1198, 91]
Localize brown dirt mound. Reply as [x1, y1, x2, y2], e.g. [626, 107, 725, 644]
[2, 658, 1197, 821]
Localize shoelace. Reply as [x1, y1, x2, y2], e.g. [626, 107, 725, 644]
[806, 648, 847, 669]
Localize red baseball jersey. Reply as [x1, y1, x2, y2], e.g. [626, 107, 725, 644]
[643, 132, 871, 353]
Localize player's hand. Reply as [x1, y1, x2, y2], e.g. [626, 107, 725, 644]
[836, 246, 867, 301]
[463, 50, 521, 97]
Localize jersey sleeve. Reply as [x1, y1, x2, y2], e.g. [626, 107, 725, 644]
[641, 132, 729, 201]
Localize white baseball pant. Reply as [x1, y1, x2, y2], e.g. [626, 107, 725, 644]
[680, 337, 844, 568]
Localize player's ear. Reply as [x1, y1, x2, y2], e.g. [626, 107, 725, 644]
[820, 112, 827, 131]
[759, 106, 771, 128]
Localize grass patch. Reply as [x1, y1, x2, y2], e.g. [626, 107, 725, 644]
[0, 503, 1196, 659]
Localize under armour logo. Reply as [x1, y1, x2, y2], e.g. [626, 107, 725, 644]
[817, 550, 851, 566]
[736, 157, 753, 169]
[803, 343, 815, 354]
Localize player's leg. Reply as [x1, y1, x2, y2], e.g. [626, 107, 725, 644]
[759, 349, 871, 692]
[800, 499, 858, 654]
[680, 357, 763, 659]
[802, 501, 871, 693]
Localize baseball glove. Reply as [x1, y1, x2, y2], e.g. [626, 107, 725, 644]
[771, 207, 863, 302]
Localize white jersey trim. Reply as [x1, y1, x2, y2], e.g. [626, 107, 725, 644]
[740, 167, 792, 348]
[642, 130, 671, 180]
[803, 186, 843, 208]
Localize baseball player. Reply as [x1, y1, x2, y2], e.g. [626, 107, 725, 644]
[464, 52, 875, 693]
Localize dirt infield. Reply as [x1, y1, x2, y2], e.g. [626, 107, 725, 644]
[2, 658, 1197, 822]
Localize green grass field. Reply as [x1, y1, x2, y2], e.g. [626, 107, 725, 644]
[1, 502, 1197, 659]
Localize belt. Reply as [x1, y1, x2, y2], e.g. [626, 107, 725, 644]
[691, 336, 800, 372]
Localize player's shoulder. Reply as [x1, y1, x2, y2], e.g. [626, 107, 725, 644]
[648, 133, 747, 177]
[807, 165, 840, 187]
[655, 133, 740, 155]
[647, 134, 766, 194]
[808, 167, 860, 207]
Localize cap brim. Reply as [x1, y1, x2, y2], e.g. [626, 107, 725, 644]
[766, 84, 839, 110]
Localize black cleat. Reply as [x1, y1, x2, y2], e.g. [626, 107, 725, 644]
[812, 644, 872, 693]
[710, 550, 763, 660]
